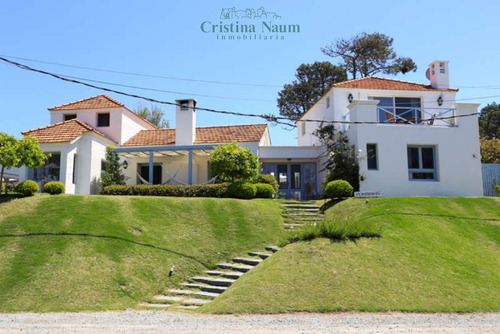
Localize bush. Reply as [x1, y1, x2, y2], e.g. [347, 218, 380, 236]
[102, 183, 228, 198]
[255, 183, 276, 198]
[15, 180, 39, 196]
[255, 174, 279, 192]
[324, 180, 353, 199]
[226, 182, 257, 199]
[43, 181, 65, 195]
[209, 142, 259, 182]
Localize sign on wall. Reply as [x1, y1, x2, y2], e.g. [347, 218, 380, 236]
[354, 191, 382, 198]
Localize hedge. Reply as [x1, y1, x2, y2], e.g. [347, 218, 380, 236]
[102, 183, 229, 198]
[226, 182, 257, 199]
[255, 174, 279, 192]
[255, 183, 276, 198]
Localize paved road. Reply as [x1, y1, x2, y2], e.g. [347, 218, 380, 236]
[0, 311, 498, 333]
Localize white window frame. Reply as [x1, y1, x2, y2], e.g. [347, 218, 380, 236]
[407, 145, 438, 181]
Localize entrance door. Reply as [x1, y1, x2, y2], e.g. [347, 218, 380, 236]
[139, 164, 162, 184]
[277, 164, 289, 198]
[262, 163, 317, 200]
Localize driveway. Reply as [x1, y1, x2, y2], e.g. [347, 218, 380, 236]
[0, 311, 498, 333]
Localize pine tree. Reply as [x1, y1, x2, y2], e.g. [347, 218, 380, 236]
[101, 146, 126, 188]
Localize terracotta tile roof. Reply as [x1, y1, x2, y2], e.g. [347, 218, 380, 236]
[48, 94, 125, 111]
[123, 124, 268, 147]
[332, 76, 458, 92]
[22, 119, 115, 143]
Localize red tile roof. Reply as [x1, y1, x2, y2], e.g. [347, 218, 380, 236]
[123, 124, 268, 146]
[48, 95, 124, 111]
[22, 119, 115, 143]
[332, 76, 458, 92]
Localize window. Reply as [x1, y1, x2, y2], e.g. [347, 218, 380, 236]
[301, 122, 306, 136]
[369, 97, 421, 123]
[277, 165, 288, 189]
[97, 113, 110, 127]
[64, 114, 77, 121]
[31, 152, 60, 182]
[72, 154, 78, 184]
[291, 164, 301, 189]
[407, 146, 437, 180]
[326, 97, 330, 108]
[366, 144, 378, 170]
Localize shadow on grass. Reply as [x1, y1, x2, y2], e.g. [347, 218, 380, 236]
[319, 198, 345, 213]
[0, 232, 211, 268]
[0, 194, 25, 205]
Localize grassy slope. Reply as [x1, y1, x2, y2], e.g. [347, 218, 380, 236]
[203, 197, 500, 313]
[0, 195, 283, 312]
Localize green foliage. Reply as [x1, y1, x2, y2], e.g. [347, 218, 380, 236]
[227, 182, 257, 199]
[479, 103, 500, 139]
[324, 180, 353, 199]
[321, 32, 417, 79]
[255, 174, 279, 192]
[43, 181, 65, 195]
[1, 183, 4, 194]
[101, 146, 126, 188]
[134, 103, 170, 128]
[15, 180, 39, 196]
[209, 143, 259, 182]
[255, 183, 276, 198]
[277, 62, 346, 120]
[315, 125, 360, 191]
[102, 183, 228, 197]
[480, 138, 500, 163]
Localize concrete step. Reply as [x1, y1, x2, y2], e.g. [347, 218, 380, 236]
[175, 305, 199, 310]
[182, 282, 227, 294]
[248, 251, 272, 259]
[182, 298, 211, 306]
[232, 257, 262, 266]
[282, 213, 324, 217]
[285, 217, 323, 221]
[154, 295, 185, 302]
[139, 302, 171, 308]
[284, 223, 304, 227]
[206, 270, 244, 279]
[193, 276, 236, 287]
[217, 262, 254, 272]
[168, 289, 219, 298]
[282, 204, 321, 209]
[283, 208, 320, 213]
[265, 246, 280, 252]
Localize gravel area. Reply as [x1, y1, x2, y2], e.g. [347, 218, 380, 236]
[0, 311, 498, 333]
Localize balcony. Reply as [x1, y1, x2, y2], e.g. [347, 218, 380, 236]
[376, 107, 456, 127]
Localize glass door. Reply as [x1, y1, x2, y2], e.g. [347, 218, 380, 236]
[290, 164, 301, 200]
[303, 163, 317, 200]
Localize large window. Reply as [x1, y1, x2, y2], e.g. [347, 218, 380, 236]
[277, 165, 288, 190]
[407, 146, 437, 180]
[369, 97, 421, 123]
[97, 113, 110, 127]
[31, 153, 61, 182]
[366, 144, 378, 170]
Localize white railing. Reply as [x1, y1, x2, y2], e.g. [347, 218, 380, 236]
[377, 107, 456, 127]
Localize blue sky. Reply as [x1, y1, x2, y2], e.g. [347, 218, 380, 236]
[1, 0, 499, 145]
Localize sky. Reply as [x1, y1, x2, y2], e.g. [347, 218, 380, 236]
[1, 0, 500, 145]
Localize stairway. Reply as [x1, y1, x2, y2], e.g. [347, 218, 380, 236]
[139, 245, 280, 310]
[281, 201, 324, 231]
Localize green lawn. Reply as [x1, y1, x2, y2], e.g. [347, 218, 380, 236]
[202, 197, 500, 313]
[0, 195, 283, 312]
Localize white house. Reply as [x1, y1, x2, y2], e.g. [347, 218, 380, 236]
[18, 60, 483, 198]
[297, 60, 483, 196]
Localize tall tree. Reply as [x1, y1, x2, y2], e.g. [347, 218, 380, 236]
[134, 103, 170, 128]
[321, 32, 417, 79]
[0, 133, 47, 194]
[479, 102, 500, 139]
[277, 62, 347, 120]
[101, 146, 126, 188]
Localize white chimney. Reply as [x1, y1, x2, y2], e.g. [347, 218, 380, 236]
[427, 60, 449, 90]
[175, 99, 197, 145]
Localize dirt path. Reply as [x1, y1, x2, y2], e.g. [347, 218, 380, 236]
[0, 311, 498, 333]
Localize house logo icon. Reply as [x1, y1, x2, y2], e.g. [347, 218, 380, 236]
[220, 7, 281, 20]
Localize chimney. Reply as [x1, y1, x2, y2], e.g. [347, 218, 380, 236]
[175, 99, 197, 145]
[427, 60, 450, 90]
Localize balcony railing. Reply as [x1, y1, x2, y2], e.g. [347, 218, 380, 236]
[377, 107, 456, 127]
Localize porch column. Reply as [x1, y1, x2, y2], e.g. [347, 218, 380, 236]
[188, 149, 193, 185]
[149, 151, 154, 183]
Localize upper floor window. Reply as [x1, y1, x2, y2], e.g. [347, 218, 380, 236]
[407, 146, 437, 181]
[64, 114, 77, 121]
[369, 96, 421, 123]
[97, 113, 110, 127]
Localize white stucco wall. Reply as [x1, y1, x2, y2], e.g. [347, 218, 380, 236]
[347, 101, 483, 196]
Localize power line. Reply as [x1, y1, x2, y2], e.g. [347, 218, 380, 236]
[0, 56, 480, 127]
[0, 54, 282, 88]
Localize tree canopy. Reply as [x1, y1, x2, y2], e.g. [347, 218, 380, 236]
[277, 62, 346, 120]
[209, 142, 259, 182]
[321, 32, 417, 79]
[479, 102, 500, 139]
[134, 103, 170, 128]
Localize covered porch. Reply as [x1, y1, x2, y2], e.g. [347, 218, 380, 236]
[114, 145, 216, 185]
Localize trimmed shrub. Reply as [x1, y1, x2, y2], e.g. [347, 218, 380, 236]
[43, 181, 65, 195]
[226, 182, 257, 199]
[255, 174, 279, 192]
[324, 180, 353, 199]
[209, 142, 259, 182]
[102, 183, 228, 198]
[15, 180, 39, 196]
[255, 183, 276, 198]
